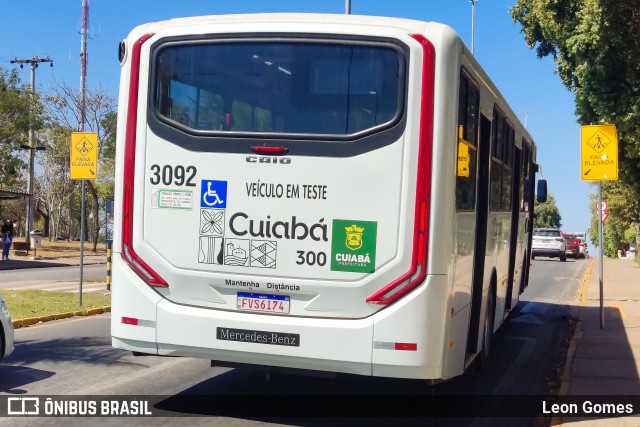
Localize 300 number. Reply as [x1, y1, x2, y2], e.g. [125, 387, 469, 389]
[149, 165, 196, 187]
[296, 251, 327, 266]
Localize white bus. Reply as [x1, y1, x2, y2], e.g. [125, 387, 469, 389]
[112, 13, 546, 381]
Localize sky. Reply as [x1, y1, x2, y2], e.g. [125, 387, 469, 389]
[0, 0, 594, 241]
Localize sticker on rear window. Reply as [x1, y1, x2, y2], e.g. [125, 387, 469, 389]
[330, 219, 377, 273]
[201, 180, 227, 208]
[151, 189, 193, 209]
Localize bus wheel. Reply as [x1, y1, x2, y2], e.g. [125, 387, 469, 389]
[475, 285, 495, 373]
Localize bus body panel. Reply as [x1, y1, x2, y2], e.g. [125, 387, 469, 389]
[124, 25, 427, 320]
[155, 296, 374, 376]
[112, 13, 539, 380]
[111, 256, 162, 349]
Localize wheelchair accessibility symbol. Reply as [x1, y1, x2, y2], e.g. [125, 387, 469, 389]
[200, 180, 227, 208]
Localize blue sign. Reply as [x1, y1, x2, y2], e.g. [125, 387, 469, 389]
[106, 199, 113, 214]
[200, 180, 227, 208]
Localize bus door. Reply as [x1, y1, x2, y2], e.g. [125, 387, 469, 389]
[466, 112, 492, 354]
[505, 145, 522, 311]
[521, 141, 535, 293]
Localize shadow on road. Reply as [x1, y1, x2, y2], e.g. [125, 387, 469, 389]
[0, 365, 55, 394]
[0, 259, 74, 271]
[2, 337, 148, 369]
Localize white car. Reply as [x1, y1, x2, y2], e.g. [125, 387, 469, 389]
[0, 294, 14, 361]
[532, 228, 567, 262]
[577, 236, 589, 259]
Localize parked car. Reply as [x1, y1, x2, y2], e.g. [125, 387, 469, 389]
[564, 233, 581, 259]
[0, 294, 14, 362]
[532, 228, 567, 261]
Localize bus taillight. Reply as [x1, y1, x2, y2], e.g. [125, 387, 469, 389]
[366, 34, 434, 305]
[121, 33, 168, 288]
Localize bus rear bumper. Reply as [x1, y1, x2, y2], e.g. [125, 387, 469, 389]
[111, 259, 452, 379]
[154, 299, 375, 376]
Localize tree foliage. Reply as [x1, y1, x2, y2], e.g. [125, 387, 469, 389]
[511, 0, 640, 196]
[0, 66, 39, 188]
[512, 0, 640, 258]
[35, 124, 76, 239]
[40, 81, 116, 249]
[534, 194, 562, 228]
[588, 181, 639, 256]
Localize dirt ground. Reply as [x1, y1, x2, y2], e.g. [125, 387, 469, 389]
[11, 238, 108, 258]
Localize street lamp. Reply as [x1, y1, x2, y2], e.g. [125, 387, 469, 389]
[470, 0, 480, 54]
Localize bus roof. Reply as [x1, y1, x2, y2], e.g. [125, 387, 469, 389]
[130, 13, 440, 34]
[125, 12, 535, 149]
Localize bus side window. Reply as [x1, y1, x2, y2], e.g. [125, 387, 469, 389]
[456, 72, 479, 211]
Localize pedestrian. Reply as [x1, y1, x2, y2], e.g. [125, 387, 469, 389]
[1, 219, 14, 261]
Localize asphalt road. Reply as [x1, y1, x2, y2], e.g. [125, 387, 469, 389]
[0, 259, 588, 426]
[0, 264, 107, 291]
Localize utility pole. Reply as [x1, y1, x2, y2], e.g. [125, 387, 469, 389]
[78, 0, 91, 306]
[10, 55, 53, 243]
[80, 0, 89, 129]
[345, 0, 351, 14]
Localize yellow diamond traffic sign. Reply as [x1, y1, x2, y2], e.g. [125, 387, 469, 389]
[70, 132, 98, 180]
[580, 124, 618, 181]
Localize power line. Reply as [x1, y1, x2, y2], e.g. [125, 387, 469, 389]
[9, 55, 53, 69]
[9, 55, 53, 243]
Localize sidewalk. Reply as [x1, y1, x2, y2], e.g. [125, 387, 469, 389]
[0, 254, 107, 270]
[557, 257, 640, 426]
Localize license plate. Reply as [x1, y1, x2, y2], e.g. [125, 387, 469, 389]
[236, 292, 290, 314]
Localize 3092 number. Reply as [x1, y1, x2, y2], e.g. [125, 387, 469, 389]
[149, 165, 196, 187]
[296, 251, 327, 266]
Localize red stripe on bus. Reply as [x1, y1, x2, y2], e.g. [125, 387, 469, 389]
[121, 33, 168, 288]
[395, 343, 418, 351]
[366, 34, 435, 305]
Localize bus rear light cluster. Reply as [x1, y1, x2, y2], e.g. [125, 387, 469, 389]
[122, 316, 156, 328]
[121, 33, 168, 288]
[250, 146, 289, 155]
[374, 341, 418, 351]
[366, 34, 435, 305]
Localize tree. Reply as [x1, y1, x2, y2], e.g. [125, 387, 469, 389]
[34, 124, 77, 239]
[588, 181, 640, 257]
[512, 0, 640, 246]
[534, 194, 562, 228]
[0, 66, 36, 188]
[43, 81, 116, 251]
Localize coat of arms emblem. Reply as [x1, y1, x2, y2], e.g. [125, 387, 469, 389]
[345, 224, 364, 250]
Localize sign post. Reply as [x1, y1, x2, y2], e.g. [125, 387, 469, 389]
[581, 124, 618, 329]
[71, 132, 98, 306]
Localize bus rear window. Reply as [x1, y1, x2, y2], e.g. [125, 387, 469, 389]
[154, 40, 403, 136]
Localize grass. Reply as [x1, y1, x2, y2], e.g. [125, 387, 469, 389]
[1, 289, 111, 321]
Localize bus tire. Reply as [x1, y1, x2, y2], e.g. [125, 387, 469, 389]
[475, 282, 496, 373]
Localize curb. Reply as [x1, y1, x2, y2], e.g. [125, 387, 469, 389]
[551, 258, 594, 426]
[12, 306, 111, 329]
